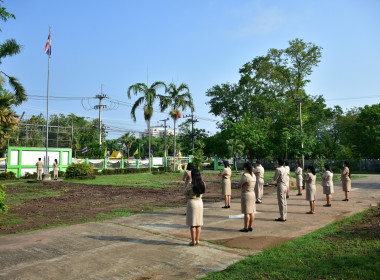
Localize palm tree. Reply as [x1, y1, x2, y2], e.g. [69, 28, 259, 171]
[120, 132, 136, 159]
[127, 81, 166, 172]
[0, 28, 27, 152]
[159, 83, 194, 170]
[0, 38, 26, 106]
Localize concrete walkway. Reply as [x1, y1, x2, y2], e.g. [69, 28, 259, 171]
[1, 175, 379, 280]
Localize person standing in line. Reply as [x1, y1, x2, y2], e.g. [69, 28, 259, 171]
[36, 158, 43, 182]
[321, 164, 334, 207]
[253, 160, 265, 204]
[273, 158, 287, 222]
[53, 159, 59, 180]
[340, 161, 351, 201]
[238, 162, 256, 232]
[304, 165, 317, 214]
[284, 160, 290, 199]
[184, 169, 206, 246]
[182, 163, 194, 215]
[183, 163, 194, 188]
[295, 162, 303, 196]
[218, 161, 232, 208]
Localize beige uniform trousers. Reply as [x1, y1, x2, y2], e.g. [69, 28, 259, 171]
[37, 168, 43, 180]
[277, 182, 287, 220]
[255, 179, 264, 202]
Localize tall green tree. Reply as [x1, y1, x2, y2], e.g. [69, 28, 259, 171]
[229, 114, 270, 160]
[178, 121, 209, 155]
[127, 81, 166, 171]
[159, 82, 194, 169]
[206, 83, 244, 128]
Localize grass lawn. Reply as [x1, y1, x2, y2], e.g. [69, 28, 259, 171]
[66, 172, 183, 189]
[200, 207, 380, 280]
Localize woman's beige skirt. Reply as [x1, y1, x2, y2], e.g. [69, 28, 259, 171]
[342, 180, 351, 192]
[241, 191, 256, 214]
[296, 175, 303, 187]
[306, 186, 316, 201]
[323, 185, 334, 195]
[186, 198, 203, 226]
[222, 179, 231, 196]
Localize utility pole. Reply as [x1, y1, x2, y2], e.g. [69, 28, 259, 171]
[184, 113, 199, 151]
[159, 118, 169, 156]
[94, 85, 107, 145]
[294, 99, 305, 170]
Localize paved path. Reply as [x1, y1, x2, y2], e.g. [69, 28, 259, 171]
[0, 175, 379, 280]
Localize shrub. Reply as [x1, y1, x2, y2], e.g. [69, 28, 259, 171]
[192, 148, 205, 170]
[65, 163, 96, 179]
[0, 171, 16, 180]
[49, 170, 66, 178]
[22, 172, 37, 179]
[0, 184, 8, 213]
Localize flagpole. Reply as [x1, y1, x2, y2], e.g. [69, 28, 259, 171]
[45, 26, 50, 177]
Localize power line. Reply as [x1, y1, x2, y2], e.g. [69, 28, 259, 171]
[184, 113, 199, 151]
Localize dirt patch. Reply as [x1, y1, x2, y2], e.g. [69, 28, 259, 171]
[212, 235, 293, 250]
[334, 204, 380, 239]
[1, 173, 278, 235]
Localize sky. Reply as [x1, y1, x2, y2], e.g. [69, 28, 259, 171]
[2, 0, 380, 139]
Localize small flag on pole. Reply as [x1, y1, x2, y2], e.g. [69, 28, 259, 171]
[104, 148, 107, 157]
[133, 149, 138, 156]
[81, 146, 87, 154]
[44, 28, 51, 58]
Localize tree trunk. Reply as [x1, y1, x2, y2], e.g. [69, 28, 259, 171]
[173, 118, 176, 171]
[148, 120, 151, 172]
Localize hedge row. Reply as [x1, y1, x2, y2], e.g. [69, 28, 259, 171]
[0, 172, 16, 180]
[100, 167, 174, 175]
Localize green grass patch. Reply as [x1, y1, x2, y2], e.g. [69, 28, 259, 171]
[200, 208, 380, 280]
[6, 188, 63, 205]
[0, 213, 24, 229]
[66, 173, 183, 188]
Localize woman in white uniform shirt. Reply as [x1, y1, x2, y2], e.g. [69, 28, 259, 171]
[295, 162, 303, 196]
[320, 164, 334, 207]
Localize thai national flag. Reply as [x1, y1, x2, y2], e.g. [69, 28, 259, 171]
[44, 28, 51, 58]
[81, 146, 87, 154]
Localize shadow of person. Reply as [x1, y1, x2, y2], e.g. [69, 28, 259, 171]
[83, 235, 186, 246]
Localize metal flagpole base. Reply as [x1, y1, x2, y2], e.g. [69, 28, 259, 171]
[42, 173, 52, 181]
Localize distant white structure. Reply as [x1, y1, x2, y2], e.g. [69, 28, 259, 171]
[139, 127, 177, 138]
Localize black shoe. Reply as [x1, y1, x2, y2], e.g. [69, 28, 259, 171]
[342, 199, 349, 201]
[256, 201, 262, 204]
[296, 193, 302, 196]
[323, 204, 331, 207]
[274, 218, 286, 222]
[248, 227, 253, 231]
[228, 205, 230, 208]
[239, 228, 249, 232]
[286, 196, 289, 199]
[222, 206, 229, 208]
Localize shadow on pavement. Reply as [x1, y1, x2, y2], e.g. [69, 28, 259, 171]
[83, 235, 186, 246]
